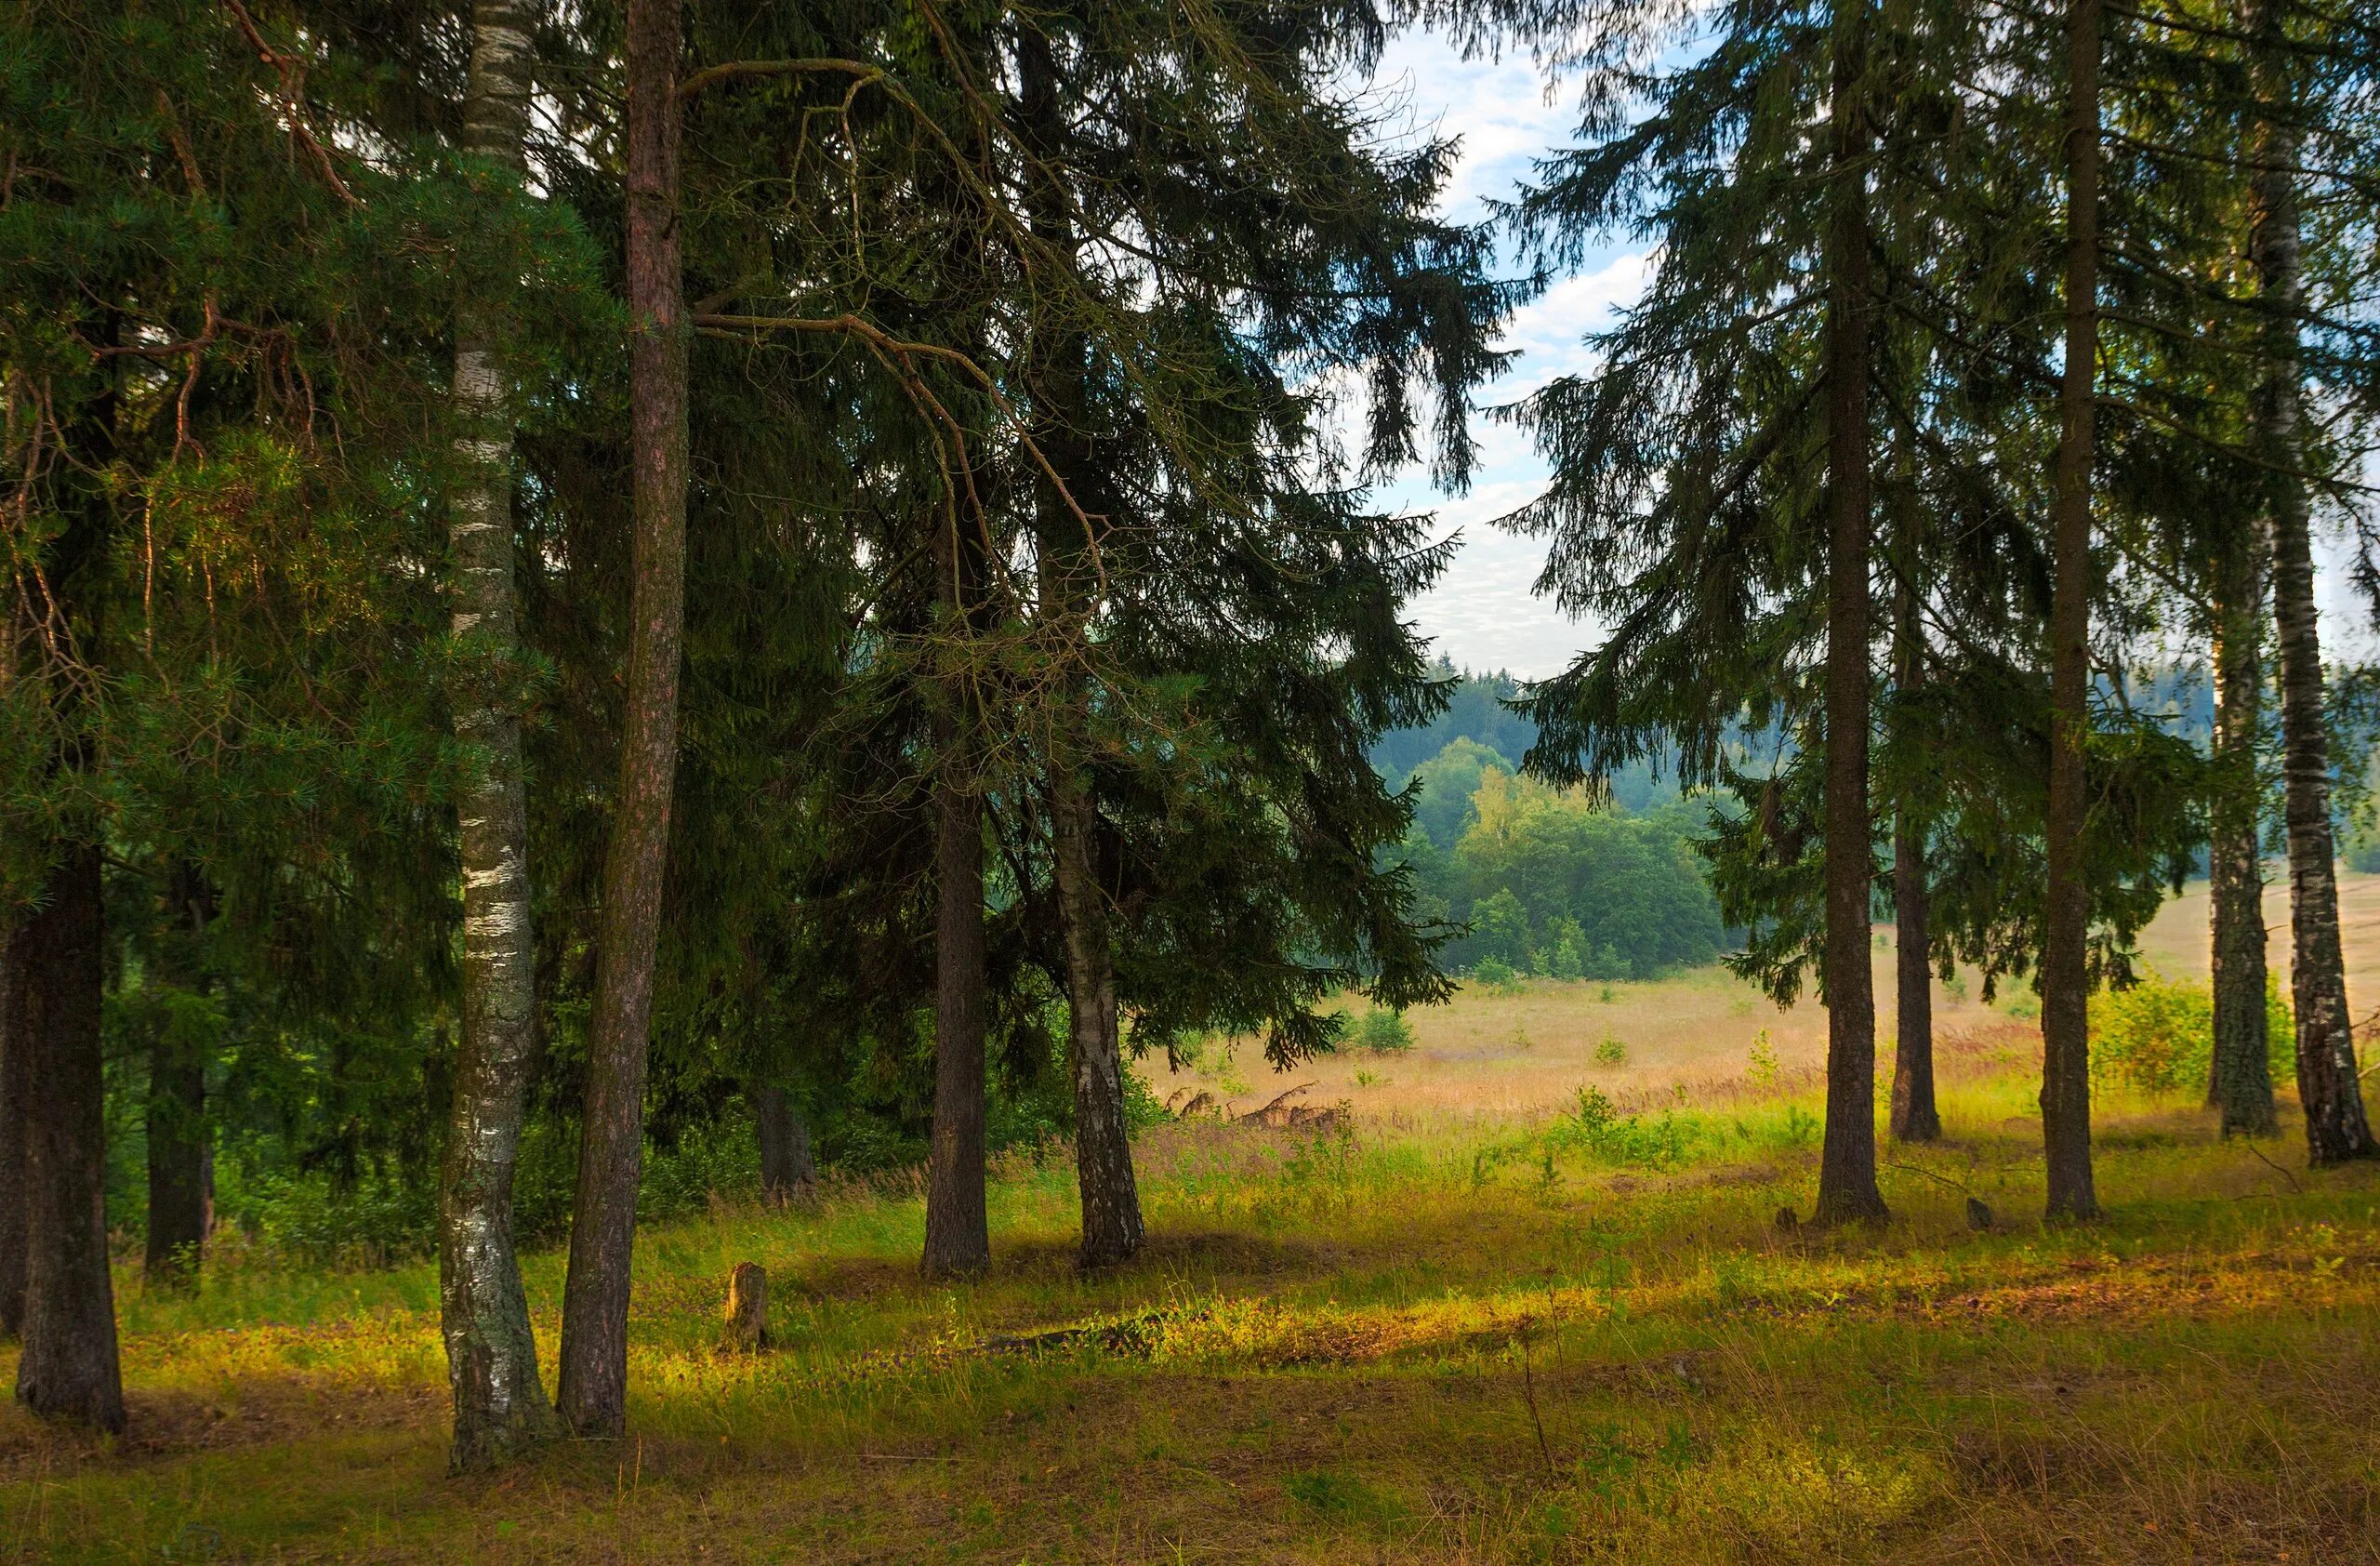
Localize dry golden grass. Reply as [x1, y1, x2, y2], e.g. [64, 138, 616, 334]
[1158, 870, 2380, 1123]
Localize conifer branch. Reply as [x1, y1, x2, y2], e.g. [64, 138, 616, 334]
[220, 0, 360, 208]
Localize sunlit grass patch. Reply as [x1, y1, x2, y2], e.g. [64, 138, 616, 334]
[5, 1013, 2379, 1563]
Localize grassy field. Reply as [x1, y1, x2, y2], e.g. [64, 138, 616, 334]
[5, 889, 2379, 1562]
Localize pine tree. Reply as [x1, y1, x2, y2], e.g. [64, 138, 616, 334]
[557, 0, 694, 1439]
[2041, 0, 2106, 1223]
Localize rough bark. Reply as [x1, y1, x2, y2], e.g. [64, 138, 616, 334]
[752, 1084, 816, 1205]
[143, 1040, 206, 1291]
[1890, 826, 1940, 1143]
[2207, 539, 2276, 1135]
[556, 0, 692, 1438]
[440, 0, 556, 1470]
[0, 931, 27, 1339]
[143, 864, 214, 1294]
[15, 844, 124, 1433]
[2244, 0, 2375, 1164]
[17, 304, 122, 1429]
[720, 1263, 767, 1353]
[921, 776, 991, 1279]
[1053, 787, 1144, 1267]
[1890, 588, 1939, 1143]
[2041, 0, 2103, 1221]
[1814, 0, 1886, 1227]
[1017, 26, 1144, 1269]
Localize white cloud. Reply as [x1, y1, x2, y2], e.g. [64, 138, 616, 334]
[1367, 28, 1649, 679]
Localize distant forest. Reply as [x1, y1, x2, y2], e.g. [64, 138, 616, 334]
[1370, 662, 2380, 977]
[1373, 667, 1720, 979]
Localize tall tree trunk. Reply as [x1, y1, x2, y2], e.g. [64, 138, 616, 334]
[1017, 24, 1144, 1268]
[752, 1083, 815, 1205]
[0, 932, 27, 1339]
[1888, 835, 1939, 1142]
[1890, 584, 1940, 1143]
[144, 864, 215, 1294]
[921, 774, 991, 1279]
[557, 0, 691, 1438]
[2207, 539, 2277, 1135]
[1053, 787, 1143, 1267]
[1815, 0, 1886, 1227]
[2245, 0, 2376, 1164]
[15, 844, 124, 1433]
[142, 1054, 206, 1292]
[18, 309, 123, 1430]
[2041, 0, 2103, 1221]
[441, 0, 555, 1470]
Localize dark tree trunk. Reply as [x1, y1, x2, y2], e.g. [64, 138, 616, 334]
[441, 0, 554, 1471]
[752, 1084, 815, 1205]
[558, 0, 691, 1438]
[0, 931, 29, 1339]
[18, 302, 122, 1429]
[2244, 0, 2375, 1164]
[15, 844, 124, 1433]
[145, 864, 215, 1294]
[921, 776, 991, 1279]
[143, 1039, 206, 1292]
[2207, 539, 2277, 1135]
[1017, 26, 1144, 1269]
[1890, 588, 1940, 1143]
[2041, 0, 2103, 1221]
[1814, 0, 1885, 1227]
[1890, 826, 1940, 1143]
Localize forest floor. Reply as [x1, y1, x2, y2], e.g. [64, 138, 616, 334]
[6, 895, 2380, 1562]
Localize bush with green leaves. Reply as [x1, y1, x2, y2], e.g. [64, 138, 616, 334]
[1547, 1085, 1697, 1168]
[1352, 1008, 1416, 1055]
[1472, 956, 1522, 992]
[2092, 973, 2293, 1095]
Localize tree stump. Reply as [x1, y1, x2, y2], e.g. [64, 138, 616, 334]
[721, 1262, 768, 1353]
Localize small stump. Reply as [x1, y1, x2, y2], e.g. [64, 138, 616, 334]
[721, 1261, 769, 1354]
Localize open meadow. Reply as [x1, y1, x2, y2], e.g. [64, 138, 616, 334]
[3, 887, 2377, 1563]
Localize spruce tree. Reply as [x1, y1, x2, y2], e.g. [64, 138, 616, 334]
[2041, 0, 2106, 1222]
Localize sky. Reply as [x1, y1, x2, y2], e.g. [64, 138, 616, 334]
[1371, 25, 2375, 683]
[1367, 27, 1619, 682]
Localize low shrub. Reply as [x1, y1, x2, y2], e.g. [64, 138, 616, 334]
[2093, 971, 2293, 1095]
[1353, 1008, 1416, 1055]
[1547, 1084, 1699, 1168]
[1472, 956, 1521, 991]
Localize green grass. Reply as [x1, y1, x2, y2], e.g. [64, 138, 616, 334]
[5, 1065, 2378, 1563]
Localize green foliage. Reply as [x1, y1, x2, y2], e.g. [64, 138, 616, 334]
[1351, 1009, 1416, 1055]
[1471, 956, 1521, 991]
[1546, 1086, 1695, 1169]
[1746, 1029, 1779, 1089]
[1593, 1036, 1628, 1067]
[2092, 973, 2294, 1096]
[1401, 761, 1723, 979]
[1401, 736, 1508, 850]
